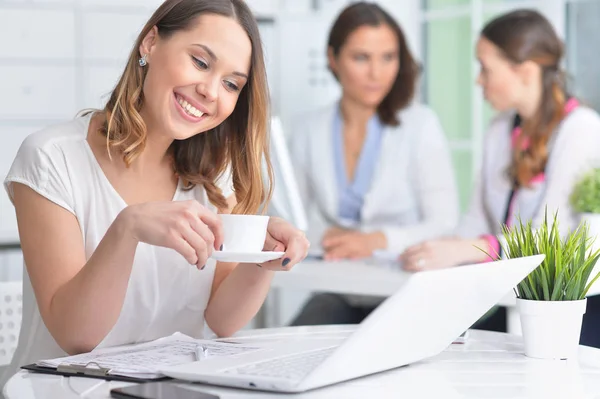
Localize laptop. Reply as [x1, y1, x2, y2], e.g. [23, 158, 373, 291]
[161, 254, 544, 392]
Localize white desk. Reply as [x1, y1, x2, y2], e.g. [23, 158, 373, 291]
[5, 326, 600, 399]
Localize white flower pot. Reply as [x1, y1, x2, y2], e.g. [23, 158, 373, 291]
[517, 298, 587, 360]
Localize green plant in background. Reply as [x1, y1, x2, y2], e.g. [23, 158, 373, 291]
[501, 210, 600, 301]
[570, 168, 600, 214]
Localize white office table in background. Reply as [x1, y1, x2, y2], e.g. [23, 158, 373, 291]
[269, 258, 600, 332]
[5, 325, 600, 398]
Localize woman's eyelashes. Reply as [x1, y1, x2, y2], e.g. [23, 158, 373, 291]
[192, 55, 208, 70]
[190, 55, 241, 92]
[224, 81, 240, 92]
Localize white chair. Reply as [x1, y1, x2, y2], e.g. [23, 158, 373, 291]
[0, 282, 22, 366]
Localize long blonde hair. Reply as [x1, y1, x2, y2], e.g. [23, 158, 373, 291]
[98, 0, 272, 214]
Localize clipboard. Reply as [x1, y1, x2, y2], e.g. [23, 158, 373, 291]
[19, 332, 262, 383]
[21, 362, 172, 383]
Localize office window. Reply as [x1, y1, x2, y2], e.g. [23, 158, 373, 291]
[566, 0, 600, 112]
[423, 14, 473, 207]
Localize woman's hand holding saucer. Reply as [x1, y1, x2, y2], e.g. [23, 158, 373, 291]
[258, 217, 310, 271]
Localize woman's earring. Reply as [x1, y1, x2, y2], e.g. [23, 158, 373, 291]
[138, 54, 148, 67]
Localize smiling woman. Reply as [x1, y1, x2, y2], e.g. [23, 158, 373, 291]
[102, 0, 268, 214]
[0, 0, 309, 391]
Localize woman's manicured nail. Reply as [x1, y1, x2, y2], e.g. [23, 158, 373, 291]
[220, 244, 224, 251]
[282, 258, 291, 267]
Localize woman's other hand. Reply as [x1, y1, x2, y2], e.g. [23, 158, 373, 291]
[400, 238, 489, 272]
[322, 229, 386, 261]
[259, 217, 310, 270]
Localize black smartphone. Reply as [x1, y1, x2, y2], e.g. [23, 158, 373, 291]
[110, 382, 220, 399]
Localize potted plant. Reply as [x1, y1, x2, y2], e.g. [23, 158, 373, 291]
[571, 167, 600, 251]
[501, 211, 600, 360]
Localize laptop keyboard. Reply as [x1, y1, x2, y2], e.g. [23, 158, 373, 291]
[222, 346, 336, 381]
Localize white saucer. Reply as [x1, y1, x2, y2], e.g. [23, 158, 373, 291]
[210, 251, 285, 263]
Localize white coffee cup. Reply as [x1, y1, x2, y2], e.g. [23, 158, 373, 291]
[219, 214, 269, 253]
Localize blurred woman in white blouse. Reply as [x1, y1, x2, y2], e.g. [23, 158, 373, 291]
[288, 2, 459, 325]
[401, 10, 600, 345]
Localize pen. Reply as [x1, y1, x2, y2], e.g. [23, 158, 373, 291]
[195, 344, 210, 361]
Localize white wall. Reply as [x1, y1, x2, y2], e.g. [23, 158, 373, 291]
[0, 0, 164, 240]
[0, 0, 169, 281]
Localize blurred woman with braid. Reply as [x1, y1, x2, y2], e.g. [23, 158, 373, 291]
[400, 9, 600, 346]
